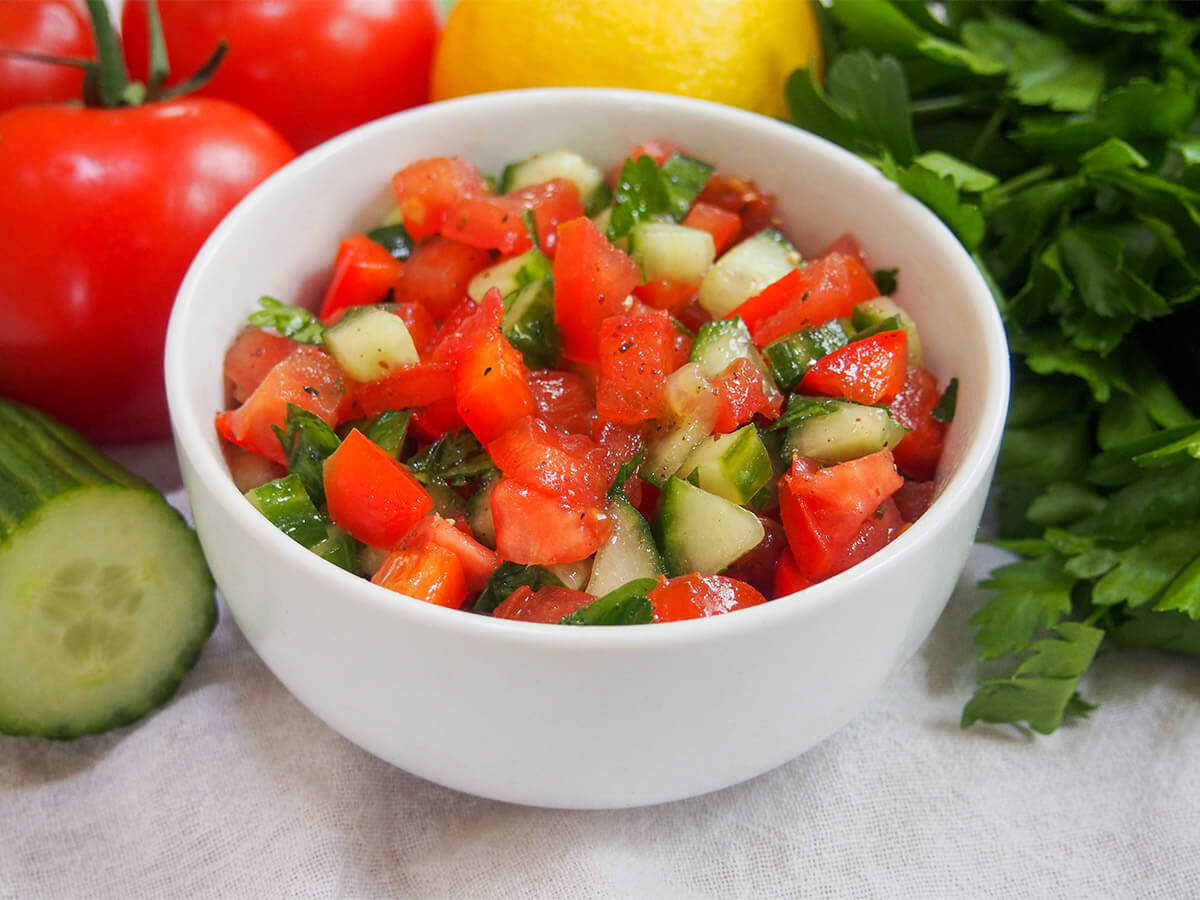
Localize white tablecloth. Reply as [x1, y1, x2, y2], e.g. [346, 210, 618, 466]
[3, 444, 1198, 899]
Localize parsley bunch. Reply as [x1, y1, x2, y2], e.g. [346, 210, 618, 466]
[789, 0, 1200, 733]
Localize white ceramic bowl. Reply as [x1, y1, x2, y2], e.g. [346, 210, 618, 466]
[166, 88, 1008, 809]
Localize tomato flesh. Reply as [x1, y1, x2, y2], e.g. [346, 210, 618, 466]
[318, 233, 405, 322]
[889, 365, 948, 481]
[595, 312, 678, 425]
[372, 542, 468, 610]
[492, 585, 595, 623]
[682, 201, 742, 256]
[799, 330, 908, 406]
[711, 357, 781, 433]
[553, 217, 642, 363]
[390, 156, 488, 240]
[488, 416, 609, 508]
[324, 429, 434, 549]
[490, 478, 609, 565]
[393, 236, 494, 320]
[400, 515, 499, 592]
[223, 326, 297, 405]
[347, 362, 455, 418]
[739, 252, 879, 346]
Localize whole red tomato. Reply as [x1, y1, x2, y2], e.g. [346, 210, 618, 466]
[121, 0, 440, 152]
[0, 99, 295, 442]
[0, 0, 96, 111]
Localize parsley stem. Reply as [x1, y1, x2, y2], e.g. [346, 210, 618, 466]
[910, 94, 971, 118]
[989, 163, 1057, 201]
[967, 101, 1008, 166]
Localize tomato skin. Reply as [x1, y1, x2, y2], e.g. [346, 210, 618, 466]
[488, 416, 609, 507]
[800, 331, 908, 407]
[490, 478, 610, 565]
[123, 0, 440, 153]
[400, 514, 499, 592]
[324, 429, 434, 549]
[410, 398, 466, 441]
[372, 541, 468, 610]
[215, 345, 344, 464]
[778, 450, 904, 582]
[223, 326, 298, 405]
[529, 369, 595, 435]
[0, 99, 293, 442]
[443, 178, 583, 256]
[595, 312, 678, 425]
[711, 357, 782, 433]
[393, 236, 494, 320]
[738, 252, 879, 346]
[492, 585, 594, 623]
[347, 362, 455, 417]
[317, 234, 405, 322]
[0, 0, 95, 111]
[682, 202, 742, 256]
[553, 217, 643, 363]
[648, 573, 767, 622]
[632, 279, 697, 318]
[888, 366, 948, 481]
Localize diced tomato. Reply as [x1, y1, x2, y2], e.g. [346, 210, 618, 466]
[594, 312, 677, 425]
[739, 253, 880, 346]
[722, 516, 786, 597]
[492, 584, 595, 623]
[778, 450, 904, 582]
[840, 498, 905, 571]
[215, 345, 343, 464]
[444, 289, 535, 443]
[223, 326, 297, 405]
[487, 416, 609, 507]
[372, 541, 468, 609]
[489, 478, 609, 565]
[324, 429, 434, 549]
[773, 548, 813, 597]
[442, 178, 584, 257]
[347, 361, 455, 417]
[799, 330, 908, 406]
[317, 234, 405, 322]
[682, 201, 741, 256]
[427, 294, 482, 361]
[591, 417, 646, 491]
[529, 369, 594, 435]
[392, 236, 494, 320]
[632, 279, 697, 318]
[892, 479, 936, 523]
[390, 156, 489, 240]
[647, 573, 767, 622]
[553, 217, 642, 363]
[400, 514, 499, 592]
[409, 398, 465, 441]
[819, 232, 869, 267]
[889, 366, 948, 481]
[224, 445, 287, 494]
[696, 173, 776, 241]
[391, 301, 437, 354]
[711, 357, 782, 433]
[606, 139, 679, 186]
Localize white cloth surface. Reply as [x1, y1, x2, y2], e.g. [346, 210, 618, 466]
[3, 444, 1198, 899]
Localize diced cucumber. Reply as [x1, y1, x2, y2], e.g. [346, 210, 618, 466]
[311, 524, 359, 573]
[323, 305, 418, 382]
[851, 297, 924, 366]
[678, 425, 773, 505]
[467, 247, 552, 302]
[245, 474, 329, 547]
[660, 153, 715, 220]
[364, 409, 411, 459]
[500, 149, 606, 207]
[590, 204, 614, 236]
[629, 222, 715, 284]
[689, 317, 783, 404]
[653, 478, 765, 576]
[586, 496, 665, 597]
[697, 228, 801, 318]
[783, 398, 909, 464]
[762, 320, 850, 390]
[547, 559, 593, 592]
[0, 401, 215, 739]
[502, 276, 561, 369]
[642, 363, 719, 485]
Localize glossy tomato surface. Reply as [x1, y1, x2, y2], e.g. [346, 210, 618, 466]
[0, 0, 94, 111]
[0, 99, 294, 442]
[122, 0, 439, 152]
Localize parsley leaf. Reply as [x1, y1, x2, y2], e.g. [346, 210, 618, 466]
[931, 377, 958, 423]
[406, 429, 498, 488]
[248, 296, 325, 344]
[272, 404, 340, 508]
[560, 578, 657, 626]
[608, 154, 672, 240]
[474, 562, 564, 614]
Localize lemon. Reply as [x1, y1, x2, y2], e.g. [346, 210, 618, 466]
[432, 0, 823, 119]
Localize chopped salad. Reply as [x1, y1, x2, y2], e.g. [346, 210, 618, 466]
[215, 141, 955, 625]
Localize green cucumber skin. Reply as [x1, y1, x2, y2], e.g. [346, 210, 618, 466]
[0, 400, 217, 740]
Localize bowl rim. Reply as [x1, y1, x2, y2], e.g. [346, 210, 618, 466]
[166, 86, 1010, 650]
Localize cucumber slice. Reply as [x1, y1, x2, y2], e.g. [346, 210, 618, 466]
[783, 398, 909, 464]
[697, 228, 802, 318]
[0, 401, 215, 739]
[678, 425, 773, 505]
[586, 496, 665, 597]
[467, 247, 552, 302]
[689, 317, 783, 404]
[762, 320, 850, 390]
[629, 222, 715, 283]
[323, 305, 418, 382]
[502, 276, 561, 369]
[500, 149, 606, 207]
[851, 297, 924, 366]
[642, 363, 719, 485]
[653, 477, 765, 576]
